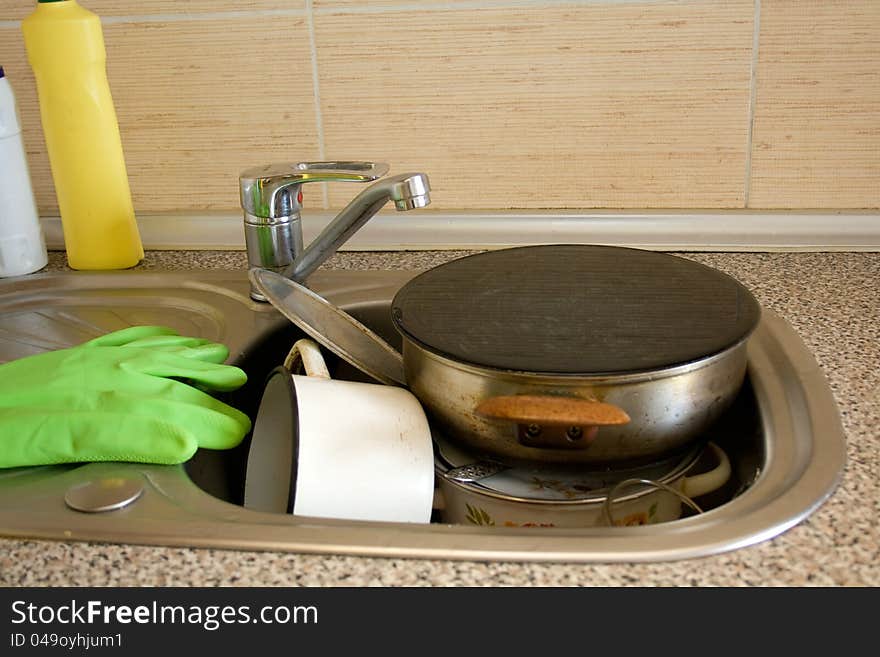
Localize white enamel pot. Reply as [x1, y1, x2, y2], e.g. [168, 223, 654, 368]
[433, 442, 731, 528]
[244, 339, 435, 523]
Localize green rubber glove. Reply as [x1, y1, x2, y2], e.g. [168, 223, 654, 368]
[0, 326, 252, 468]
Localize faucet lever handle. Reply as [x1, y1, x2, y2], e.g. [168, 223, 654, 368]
[240, 161, 389, 218]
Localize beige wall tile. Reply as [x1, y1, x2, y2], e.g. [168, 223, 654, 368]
[0, 1, 33, 21]
[3, 16, 318, 214]
[1, 1, 302, 21]
[749, 1, 880, 209]
[316, 2, 754, 209]
[110, 16, 318, 213]
[6, 1, 877, 215]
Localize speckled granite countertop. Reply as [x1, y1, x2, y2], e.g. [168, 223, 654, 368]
[1, 249, 878, 586]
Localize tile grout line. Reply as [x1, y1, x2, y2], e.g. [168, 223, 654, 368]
[2, 10, 306, 28]
[743, 0, 761, 209]
[102, 9, 307, 24]
[311, 0, 704, 16]
[0, 0, 709, 27]
[305, 0, 329, 210]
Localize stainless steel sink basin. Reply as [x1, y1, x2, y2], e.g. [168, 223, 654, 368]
[0, 269, 845, 562]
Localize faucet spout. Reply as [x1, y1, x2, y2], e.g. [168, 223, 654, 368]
[239, 161, 430, 301]
[283, 172, 431, 283]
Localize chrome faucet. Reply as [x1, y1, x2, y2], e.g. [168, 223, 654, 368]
[239, 161, 431, 301]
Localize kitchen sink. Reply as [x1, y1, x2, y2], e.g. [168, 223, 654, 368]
[0, 269, 845, 562]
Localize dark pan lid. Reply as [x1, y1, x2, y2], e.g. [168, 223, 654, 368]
[391, 245, 761, 375]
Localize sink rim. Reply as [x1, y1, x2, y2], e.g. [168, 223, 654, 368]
[0, 270, 845, 563]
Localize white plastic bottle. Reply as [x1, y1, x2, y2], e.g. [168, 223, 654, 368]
[0, 66, 47, 277]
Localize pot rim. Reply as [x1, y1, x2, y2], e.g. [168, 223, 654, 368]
[390, 244, 762, 376]
[402, 332, 753, 384]
[435, 441, 706, 507]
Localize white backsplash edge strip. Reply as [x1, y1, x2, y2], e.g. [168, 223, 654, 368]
[41, 211, 880, 252]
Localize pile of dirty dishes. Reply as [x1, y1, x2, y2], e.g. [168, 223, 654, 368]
[244, 245, 757, 526]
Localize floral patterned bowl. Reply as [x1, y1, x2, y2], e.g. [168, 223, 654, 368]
[432, 435, 730, 528]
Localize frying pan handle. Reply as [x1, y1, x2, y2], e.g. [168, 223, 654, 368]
[475, 395, 630, 426]
[474, 395, 630, 450]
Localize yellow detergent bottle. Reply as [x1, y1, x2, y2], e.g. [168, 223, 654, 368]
[22, 0, 143, 270]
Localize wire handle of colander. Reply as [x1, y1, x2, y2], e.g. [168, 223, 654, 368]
[602, 478, 703, 527]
